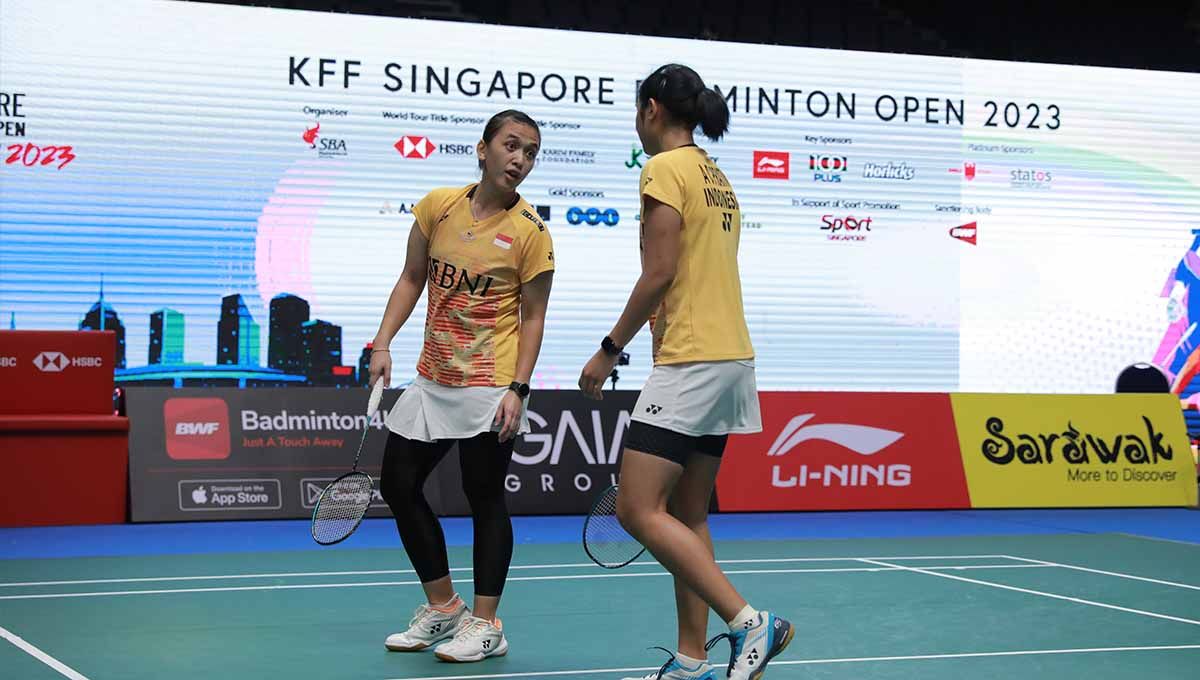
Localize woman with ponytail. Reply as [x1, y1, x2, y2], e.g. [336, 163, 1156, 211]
[578, 64, 793, 680]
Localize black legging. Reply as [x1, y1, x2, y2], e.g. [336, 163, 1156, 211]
[379, 431, 514, 597]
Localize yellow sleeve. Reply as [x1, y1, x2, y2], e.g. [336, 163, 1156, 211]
[412, 188, 450, 238]
[640, 155, 686, 216]
[518, 220, 556, 283]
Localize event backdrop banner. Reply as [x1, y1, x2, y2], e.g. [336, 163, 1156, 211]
[715, 391, 1197, 511]
[3, 0, 1200, 397]
[131, 387, 1195, 521]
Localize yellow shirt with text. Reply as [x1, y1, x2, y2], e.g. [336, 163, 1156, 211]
[412, 184, 554, 386]
[639, 146, 754, 365]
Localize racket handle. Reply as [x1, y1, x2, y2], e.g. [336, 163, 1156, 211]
[367, 377, 385, 417]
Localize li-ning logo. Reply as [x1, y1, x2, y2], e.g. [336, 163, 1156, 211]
[768, 414, 903, 457]
[164, 398, 231, 460]
[768, 414, 911, 488]
[753, 151, 789, 179]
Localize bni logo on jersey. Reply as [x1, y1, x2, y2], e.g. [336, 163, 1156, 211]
[753, 151, 789, 179]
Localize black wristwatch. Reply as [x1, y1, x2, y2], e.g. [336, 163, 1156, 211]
[601, 335, 624, 357]
[508, 381, 530, 398]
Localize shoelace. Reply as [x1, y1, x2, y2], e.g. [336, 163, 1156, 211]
[407, 604, 436, 629]
[645, 646, 679, 679]
[451, 617, 491, 643]
[703, 631, 742, 678]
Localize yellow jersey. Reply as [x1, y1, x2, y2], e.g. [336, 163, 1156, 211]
[639, 145, 754, 365]
[412, 184, 554, 386]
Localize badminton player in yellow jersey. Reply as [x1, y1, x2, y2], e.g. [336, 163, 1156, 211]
[368, 110, 554, 663]
[579, 65, 793, 680]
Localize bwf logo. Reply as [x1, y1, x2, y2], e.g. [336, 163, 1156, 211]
[164, 398, 231, 460]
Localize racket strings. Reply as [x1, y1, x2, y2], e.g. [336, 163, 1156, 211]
[312, 472, 374, 545]
[584, 486, 644, 568]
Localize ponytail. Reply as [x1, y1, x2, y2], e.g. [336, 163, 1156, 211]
[638, 64, 730, 141]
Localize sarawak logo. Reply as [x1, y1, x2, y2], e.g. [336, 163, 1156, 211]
[981, 416, 1173, 466]
[767, 414, 904, 457]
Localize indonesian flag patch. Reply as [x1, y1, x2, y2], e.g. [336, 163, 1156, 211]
[493, 233, 514, 250]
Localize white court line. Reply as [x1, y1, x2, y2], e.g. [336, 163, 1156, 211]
[0, 563, 1049, 601]
[0, 625, 91, 680]
[0, 554, 1012, 588]
[383, 644, 1200, 680]
[858, 558, 1200, 627]
[1001, 554, 1200, 591]
[1115, 532, 1200, 548]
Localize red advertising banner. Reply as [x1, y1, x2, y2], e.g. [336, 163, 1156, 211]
[716, 391, 969, 511]
[0, 330, 116, 415]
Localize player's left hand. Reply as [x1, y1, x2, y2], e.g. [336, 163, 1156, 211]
[494, 390, 524, 442]
[579, 349, 618, 400]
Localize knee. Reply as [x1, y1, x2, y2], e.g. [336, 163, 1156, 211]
[668, 501, 708, 531]
[379, 467, 416, 510]
[615, 489, 648, 537]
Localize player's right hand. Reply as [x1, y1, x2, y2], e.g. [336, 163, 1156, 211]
[369, 350, 392, 388]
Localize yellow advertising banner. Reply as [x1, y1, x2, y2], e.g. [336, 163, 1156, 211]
[951, 394, 1197, 508]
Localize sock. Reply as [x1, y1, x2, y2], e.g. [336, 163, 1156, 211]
[430, 594, 461, 612]
[727, 604, 759, 632]
[675, 651, 707, 669]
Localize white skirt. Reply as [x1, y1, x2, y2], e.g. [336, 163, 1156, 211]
[384, 376, 532, 442]
[631, 360, 763, 436]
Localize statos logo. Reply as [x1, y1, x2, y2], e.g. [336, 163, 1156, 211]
[1010, 168, 1053, 190]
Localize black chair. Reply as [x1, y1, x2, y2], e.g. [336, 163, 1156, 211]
[1115, 363, 1170, 393]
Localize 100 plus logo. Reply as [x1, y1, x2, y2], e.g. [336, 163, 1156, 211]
[810, 155, 847, 182]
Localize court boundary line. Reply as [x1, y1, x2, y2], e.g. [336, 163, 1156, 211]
[1114, 532, 1200, 547]
[0, 563, 1050, 601]
[1001, 554, 1200, 591]
[858, 558, 1200, 627]
[0, 554, 1014, 589]
[0, 625, 91, 680]
[381, 644, 1200, 680]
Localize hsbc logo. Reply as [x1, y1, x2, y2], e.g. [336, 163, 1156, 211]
[767, 414, 911, 488]
[164, 398, 231, 460]
[395, 135, 435, 159]
[33, 351, 68, 372]
[0, 357, 16, 368]
[32, 352, 101, 371]
[438, 143, 475, 156]
[753, 151, 789, 179]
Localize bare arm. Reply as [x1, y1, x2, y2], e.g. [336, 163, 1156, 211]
[515, 270, 554, 383]
[578, 196, 680, 399]
[368, 222, 428, 387]
[372, 221, 430, 348]
[607, 196, 681, 346]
